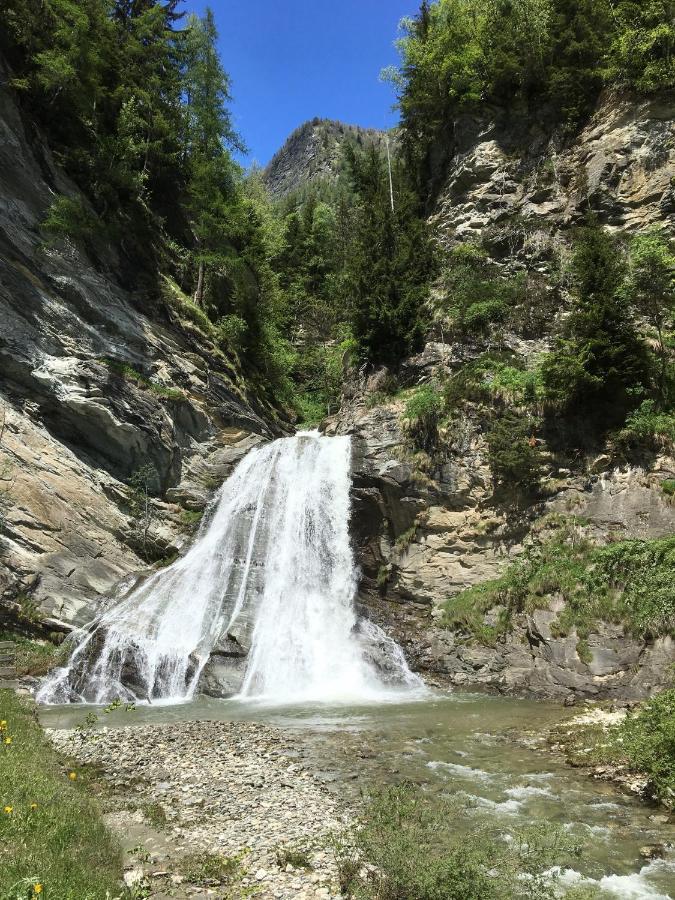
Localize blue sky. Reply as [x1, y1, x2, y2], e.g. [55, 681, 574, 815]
[189, 1, 418, 166]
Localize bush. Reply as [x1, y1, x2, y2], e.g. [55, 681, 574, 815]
[335, 783, 583, 899]
[617, 400, 675, 451]
[443, 353, 543, 411]
[215, 314, 248, 354]
[443, 527, 675, 644]
[617, 690, 675, 804]
[401, 385, 443, 452]
[487, 412, 544, 500]
[437, 245, 526, 337]
[41, 196, 101, 241]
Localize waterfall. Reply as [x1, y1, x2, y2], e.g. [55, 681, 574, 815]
[38, 433, 424, 706]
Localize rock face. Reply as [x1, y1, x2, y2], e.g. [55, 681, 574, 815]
[328, 378, 675, 701]
[428, 91, 674, 252]
[327, 89, 675, 702]
[263, 118, 388, 199]
[0, 65, 279, 630]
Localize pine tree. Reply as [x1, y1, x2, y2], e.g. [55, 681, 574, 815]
[181, 8, 243, 305]
[542, 219, 652, 430]
[343, 144, 437, 367]
[547, 0, 613, 123]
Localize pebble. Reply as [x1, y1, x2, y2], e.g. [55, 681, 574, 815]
[47, 721, 347, 899]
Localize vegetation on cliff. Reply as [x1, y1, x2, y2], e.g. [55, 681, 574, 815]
[444, 521, 675, 645]
[391, 0, 675, 191]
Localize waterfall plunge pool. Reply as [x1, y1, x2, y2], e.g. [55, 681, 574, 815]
[40, 691, 675, 898]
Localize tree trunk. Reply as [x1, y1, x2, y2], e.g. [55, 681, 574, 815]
[194, 260, 205, 307]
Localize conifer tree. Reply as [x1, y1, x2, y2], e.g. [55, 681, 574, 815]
[542, 218, 652, 430]
[343, 144, 437, 367]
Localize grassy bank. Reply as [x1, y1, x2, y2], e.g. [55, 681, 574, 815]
[550, 691, 675, 808]
[0, 690, 123, 900]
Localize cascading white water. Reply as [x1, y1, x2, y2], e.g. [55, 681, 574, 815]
[38, 432, 424, 706]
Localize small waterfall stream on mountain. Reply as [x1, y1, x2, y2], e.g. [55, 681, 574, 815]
[38, 433, 423, 706]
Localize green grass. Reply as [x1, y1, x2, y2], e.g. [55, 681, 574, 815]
[443, 525, 675, 644]
[0, 690, 123, 899]
[176, 850, 252, 893]
[180, 508, 204, 530]
[140, 802, 167, 829]
[100, 358, 184, 401]
[335, 783, 585, 899]
[275, 845, 313, 870]
[662, 480, 675, 497]
[0, 632, 66, 678]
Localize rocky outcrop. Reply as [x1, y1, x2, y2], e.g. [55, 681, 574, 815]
[324, 88, 675, 702]
[0, 67, 279, 630]
[429, 91, 674, 257]
[263, 118, 388, 199]
[328, 357, 675, 702]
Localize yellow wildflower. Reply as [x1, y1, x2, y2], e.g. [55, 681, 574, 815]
[3, 806, 12, 814]
[33, 884, 43, 895]
[68, 772, 77, 781]
[4, 737, 11, 745]
[0, 720, 6, 729]
[30, 803, 38, 811]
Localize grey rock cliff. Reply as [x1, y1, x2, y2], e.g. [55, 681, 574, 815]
[0, 70, 277, 630]
[263, 118, 388, 199]
[329, 88, 675, 701]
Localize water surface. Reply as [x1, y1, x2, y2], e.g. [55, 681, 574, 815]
[41, 691, 675, 898]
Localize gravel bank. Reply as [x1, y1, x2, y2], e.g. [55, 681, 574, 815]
[47, 721, 349, 899]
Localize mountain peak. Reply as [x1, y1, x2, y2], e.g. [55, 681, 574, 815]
[263, 118, 388, 199]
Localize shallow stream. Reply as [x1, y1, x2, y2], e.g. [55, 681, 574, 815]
[40, 691, 675, 898]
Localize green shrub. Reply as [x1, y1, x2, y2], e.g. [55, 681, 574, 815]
[617, 690, 675, 804]
[177, 850, 251, 890]
[443, 354, 543, 411]
[437, 245, 526, 337]
[335, 783, 583, 899]
[41, 196, 100, 241]
[215, 314, 248, 353]
[617, 400, 675, 450]
[662, 480, 675, 497]
[401, 385, 443, 452]
[443, 528, 675, 643]
[487, 412, 545, 500]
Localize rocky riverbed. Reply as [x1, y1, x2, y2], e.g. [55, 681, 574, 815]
[47, 721, 349, 899]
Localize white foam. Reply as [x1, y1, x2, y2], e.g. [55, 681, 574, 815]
[550, 860, 675, 899]
[39, 433, 425, 706]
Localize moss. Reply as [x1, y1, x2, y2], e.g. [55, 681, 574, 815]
[0, 632, 67, 678]
[154, 552, 179, 569]
[0, 691, 123, 898]
[576, 638, 593, 665]
[101, 358, 184, 402]
[180, 509, 204, 529]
